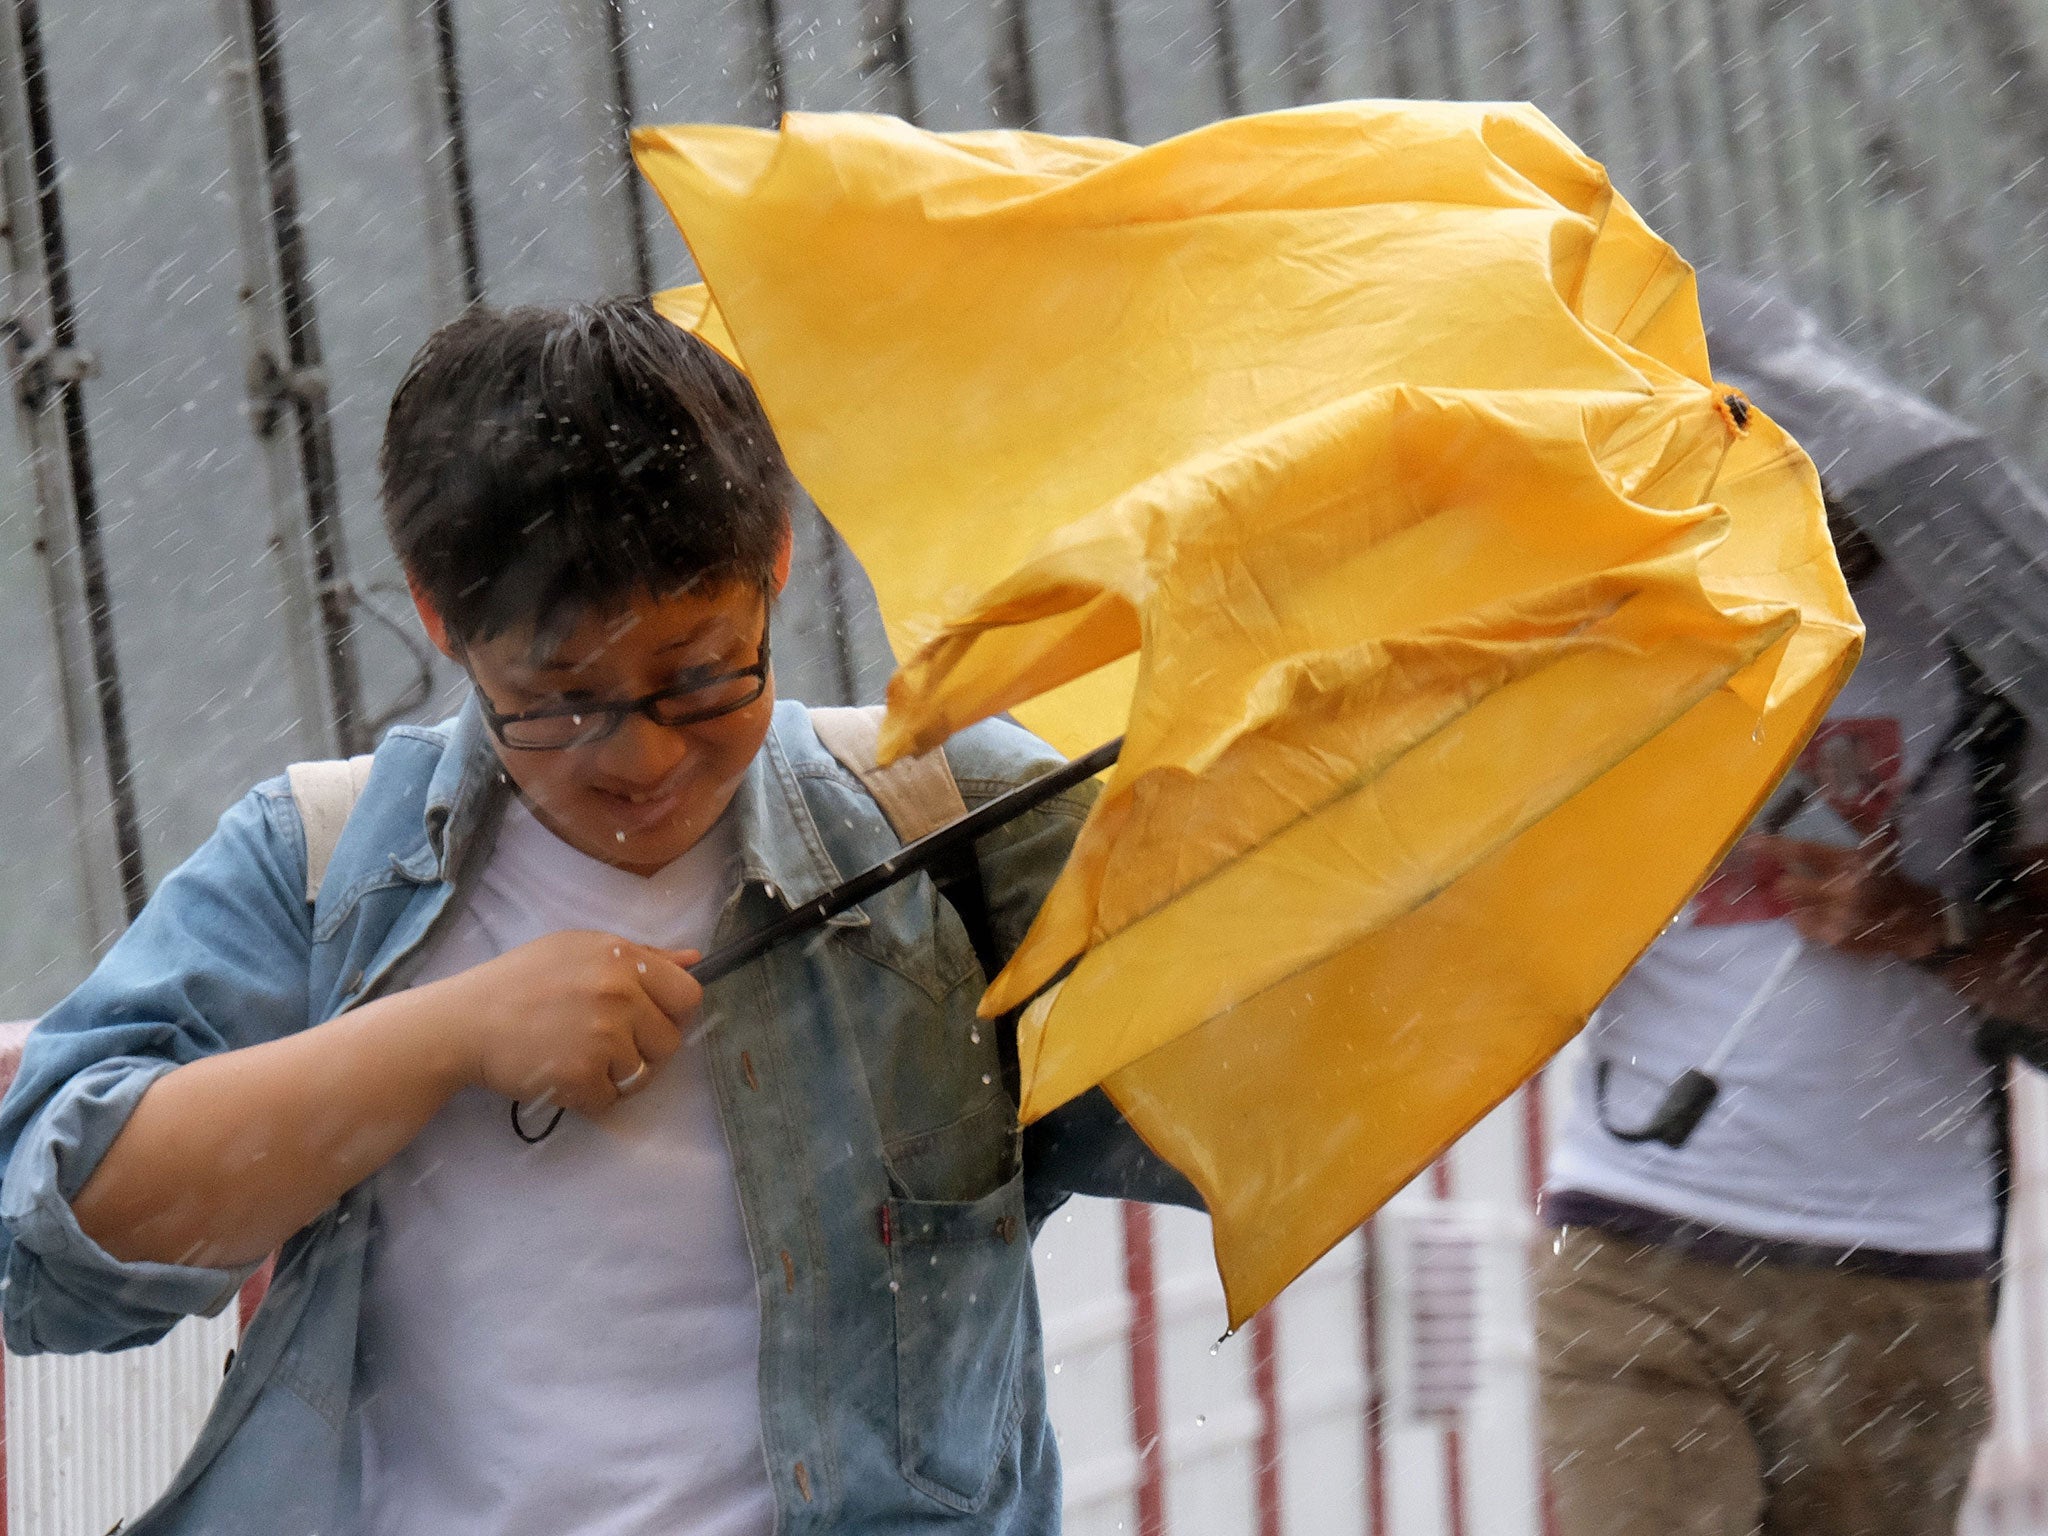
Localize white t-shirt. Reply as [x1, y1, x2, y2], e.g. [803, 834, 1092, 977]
[1548, 563, 2043, 1254]
[357, 796, 772, 1536]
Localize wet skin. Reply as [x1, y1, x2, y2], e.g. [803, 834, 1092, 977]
[411, 532, 793, 878]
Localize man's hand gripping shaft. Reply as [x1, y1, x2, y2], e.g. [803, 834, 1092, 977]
[70, 932, 703, 1271]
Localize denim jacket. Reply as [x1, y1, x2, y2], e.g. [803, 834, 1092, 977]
[0, 698, 1195, 1534]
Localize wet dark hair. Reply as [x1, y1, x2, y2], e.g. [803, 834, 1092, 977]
[379, 298, 794, 645]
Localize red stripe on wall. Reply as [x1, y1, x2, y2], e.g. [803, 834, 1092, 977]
[1522, 1081, 1549, 1208]
[2, 1325, 9, 1536]
[1443, 1427, 1470, 1536]
[1361, 1222, 1388, 1536]
[1250, 1308, 1283, 1536]
[1523, 1084, 1561, 1536]
[1431, 1160, 1469, 1536]
[1122, 1202, 1168, 1536]
[0, 1022, 26, 1536]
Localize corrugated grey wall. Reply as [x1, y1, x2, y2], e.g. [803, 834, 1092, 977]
[9, 0, 2048, 1014]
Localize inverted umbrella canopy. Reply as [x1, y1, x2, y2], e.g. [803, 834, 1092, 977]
[1699, 270, 2048, 736]
[634, 103, 1861, 1324]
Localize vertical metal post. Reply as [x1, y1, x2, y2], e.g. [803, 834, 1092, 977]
[1717, 0, 1788, 279]
[1668, 0, 1741, 269]
[1441, 0, 1515, 100]
[1839, 0, 1926, 388]
[0, 0, 147, 944]
[213, 0, 365, 760]
[1383, 0, 1449, 102]
[1613, 0, 1693, 248]
[1207, 0, 1244, 117]
[751, 0, 787, 124]
[561, 0, 655, 297]
[1426, 1, 1465, 97]
[989, 0, 1036, 129]
[1953, 0, 2048, 211]
[1079, 0, 1129, 140]
[1757, 5, 1842, 320]
[1794, 1, 2048, 444]
[1571, 0, 1638, 174]
[1513, 0, 1587, 142]
[1805, 15, 1886, 342]
[1279, 0, 1331, 106]
[392, 0, 484, 322]
[860, 0, 921, 123]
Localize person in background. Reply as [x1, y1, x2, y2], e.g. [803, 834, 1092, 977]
[1537, 501, 2048, 1536]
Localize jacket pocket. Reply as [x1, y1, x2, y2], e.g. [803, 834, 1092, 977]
[886, 1172, 1030, 1511]
[883, 1094, 1018, 1206]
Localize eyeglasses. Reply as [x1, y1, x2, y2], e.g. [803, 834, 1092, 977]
[475, 621, 772, 751]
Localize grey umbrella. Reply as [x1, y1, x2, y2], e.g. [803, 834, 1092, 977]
[1698, 270, 2048, 735]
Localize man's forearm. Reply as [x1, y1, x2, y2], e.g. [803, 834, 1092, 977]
[1930, 910, 2048, 1032]
[71, 988, 470, 1271]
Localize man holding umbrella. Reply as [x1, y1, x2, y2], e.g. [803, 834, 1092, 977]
[1539, 274, 2048, 1536]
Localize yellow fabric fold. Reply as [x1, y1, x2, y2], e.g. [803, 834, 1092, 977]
[636, 101, 1860, 1324]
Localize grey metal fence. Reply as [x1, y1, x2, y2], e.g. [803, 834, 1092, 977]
[8, 0, 2048, 1015]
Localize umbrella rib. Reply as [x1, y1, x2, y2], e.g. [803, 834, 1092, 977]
[1086, 602, 1791, 948]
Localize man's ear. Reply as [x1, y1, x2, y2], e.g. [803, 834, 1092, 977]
[772, 522, 794, 597]
[407, 573, 460, 661]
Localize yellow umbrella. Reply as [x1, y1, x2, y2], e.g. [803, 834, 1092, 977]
[634, 102, 1861, 1325]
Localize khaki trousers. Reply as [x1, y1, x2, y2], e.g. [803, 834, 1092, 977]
[1535, 1224, 1992, 1536]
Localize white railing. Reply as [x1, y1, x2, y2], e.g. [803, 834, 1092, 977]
[11, 1032, 2048, 1536]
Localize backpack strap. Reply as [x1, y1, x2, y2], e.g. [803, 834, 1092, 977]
[285, 754, 376, 904]
[807, 705, 967, 843]
[809, 706, 1019, 1103]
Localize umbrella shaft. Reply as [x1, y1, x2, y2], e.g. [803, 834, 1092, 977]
[691, 735, 1124, 986]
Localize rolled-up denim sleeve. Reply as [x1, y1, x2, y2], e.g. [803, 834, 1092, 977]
[1, 1058, 256, 1353]
[0, 781, 310, 1355]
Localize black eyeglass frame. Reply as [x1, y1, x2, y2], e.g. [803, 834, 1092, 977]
[472, 620, 773, 751]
